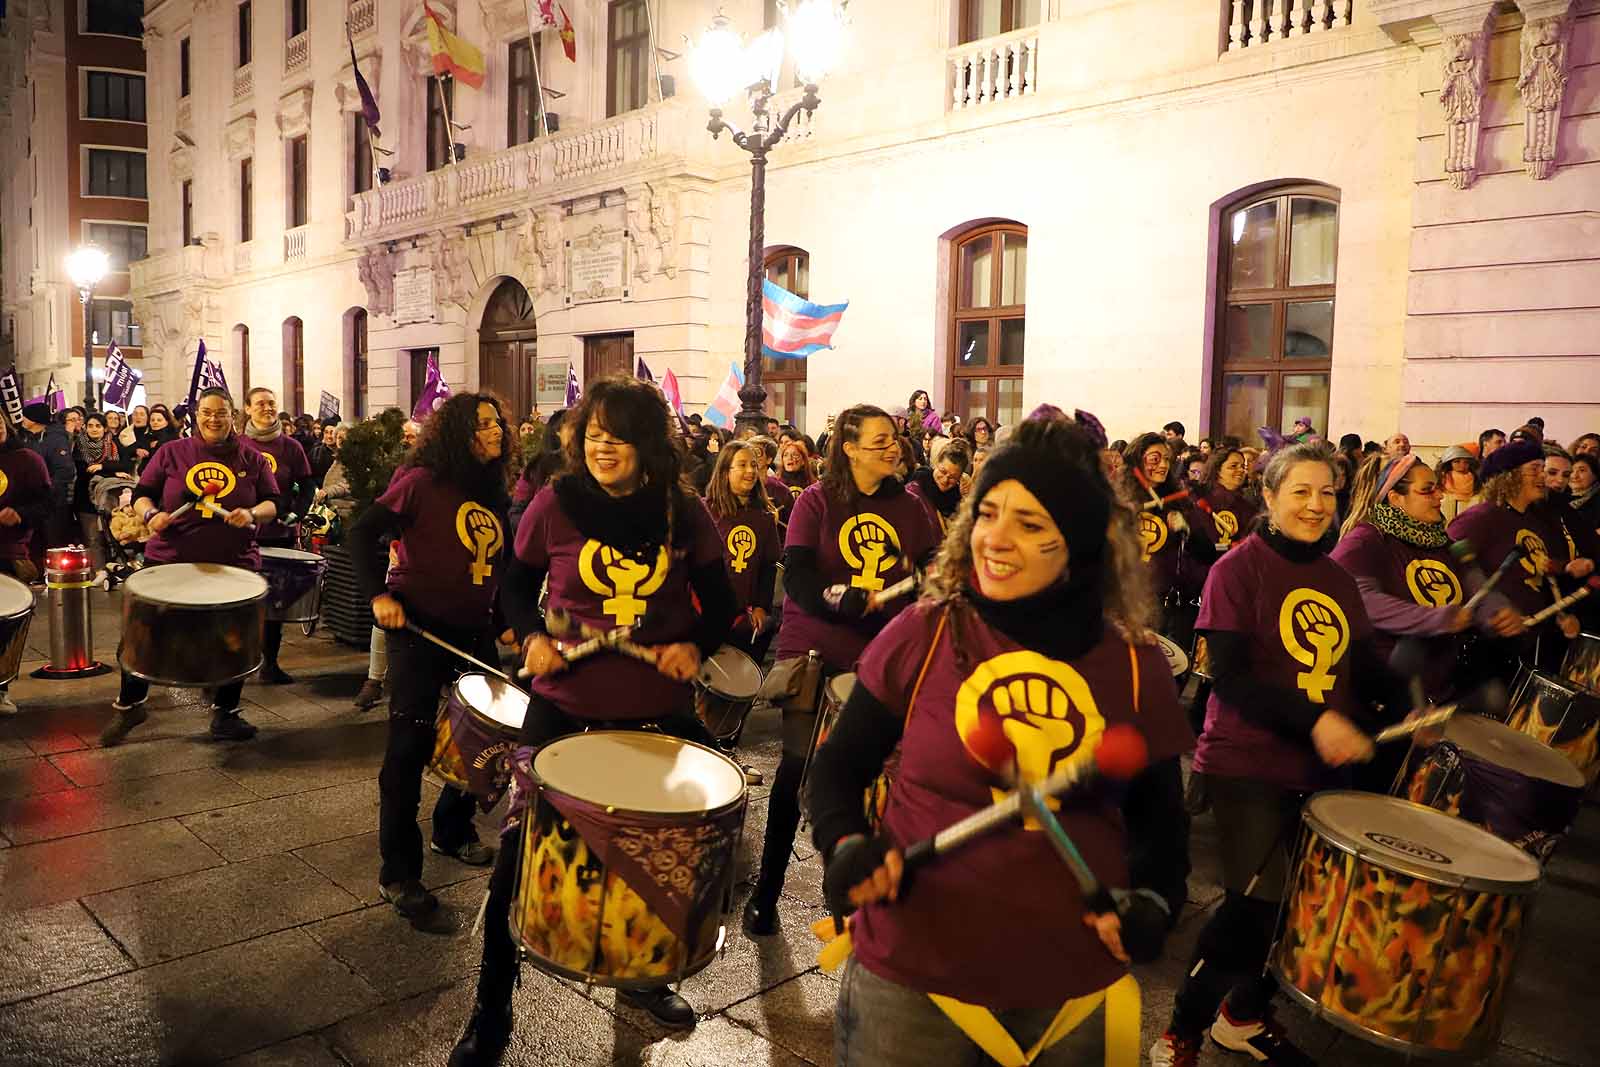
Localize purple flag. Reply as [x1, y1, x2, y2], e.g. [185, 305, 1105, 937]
[199, 350, 230, 397]
[101, 342, 142, 411]
[413, 351, 451, 421]
[46, 375, 65, 414]
[348, 31, 381, 139]
[565, 363, 580, 408]
[185, 338, 209, 414]
[635, 357, 653, 383]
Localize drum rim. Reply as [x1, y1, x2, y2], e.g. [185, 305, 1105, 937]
[0, 573, 33, 619]
[123, 563, 269, 608]
[531, 729, 748, 819]
[259, 546, 326, 562]
[449, 671, 530, 734]
[1155, 634, 1189, 676]
[1435, 714, 1587, 788]
[698, 645, 762, 700]
[1271, 964, 1493, 1059]
[1302, 791, 1542, 893]
[119, 659, 262, 689]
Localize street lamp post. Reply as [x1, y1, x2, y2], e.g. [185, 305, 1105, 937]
[690, 2, 845, 434]
[65, 246, 109, 410]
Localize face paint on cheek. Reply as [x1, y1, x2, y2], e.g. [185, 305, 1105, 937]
[1035, 539, 1064, 555]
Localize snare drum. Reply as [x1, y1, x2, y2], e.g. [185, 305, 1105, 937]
[1274, 792, 1540, 1057]
[259, 547, 327, 624]
[800, 672, 856, 802]
[694, 646, 763, 742]
[0, 574, 34, 686]
[1561, 632, 1600, 694]
[511, 732, 746, 986]
[431, 673, 527, 809]
[1156, 635, 1188, 679]
[119, 564, 267, 686]
[1506, 668, 1600, 785]
[1402, 714, 1584, 860]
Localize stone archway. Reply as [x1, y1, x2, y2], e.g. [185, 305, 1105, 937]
[478, 277, 537, 418]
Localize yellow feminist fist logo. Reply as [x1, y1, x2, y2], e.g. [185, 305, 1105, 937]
[578, 541, 669, 626]
[838, 513, 901, 592]
[261, 451, 278, 474]
[1214, 510, 1239, 549]
[954, 651, 1105, 824]
[184, 462, 237, 519]
[0, 468, 9, 499]
[1516, 529, 1550, 593]
[1137, 511, 1168, 563]
[1406, 559, 1462, 608]
[454, 502, 504, 586]
[726, 525, 756, 574]
[1279, 589, 1350, 704]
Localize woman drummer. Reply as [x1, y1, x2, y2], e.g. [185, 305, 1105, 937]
[808, 415, 1192, 1066]
[1154, 441, 1410, 1067]
[349, 393, 510, 921]
[239, 386, 315, 685]
[776, 437, 816, 502]
[100, 388, 280, 746]
[743, 404, 943, 938]
[1332, 454, 1522, 703]
[449, 377, 737, 1062]
[703, 439, 782, 678]
[1121, 433, 1190, 645]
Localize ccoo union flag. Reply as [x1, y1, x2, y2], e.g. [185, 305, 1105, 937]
[761, 279, 848, 360]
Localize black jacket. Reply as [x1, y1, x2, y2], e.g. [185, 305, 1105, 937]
[22, 423, 75, 510]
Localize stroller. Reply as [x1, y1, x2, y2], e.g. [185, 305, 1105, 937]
[91, 475, 147, 590]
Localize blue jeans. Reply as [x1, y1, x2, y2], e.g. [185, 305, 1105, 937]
[834, 957, 1099, 1067]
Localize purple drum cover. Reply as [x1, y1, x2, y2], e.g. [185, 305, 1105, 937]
[1507, 671, 1600, 785]
[1409, 741, 1582, 861]
[434, 698, 517, 811]
[260, 553, 326, 612]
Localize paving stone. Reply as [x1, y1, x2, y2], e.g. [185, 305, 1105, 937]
[211, 717, 389, 797]
[0, 928, 381, 1066]
[179, 778, 438, 862]
[305, 876, 489, 999]
[293, 819, 498, 905]
[0, 767, 260, 845]
[0, 818, 224, 910]
[724, 969, 837, 1066]
[0, 755, 74, 800]
[83, 852, 363, 965]
[622, 1014, 812, 1066]
[0, 899, 131, 1007]
[47, 735, 231, 787]
[221, 1035, 346, 1067]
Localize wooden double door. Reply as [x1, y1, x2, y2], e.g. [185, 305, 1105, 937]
[479, 278, 538, 418]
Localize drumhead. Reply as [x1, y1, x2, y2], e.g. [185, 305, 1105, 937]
[1441, 714, 1585, 788]
[1156, 636, 1188, 677]
[828, 672, 857, 706]
[124, 563, 268, 607]
[0, 573, 32, 618]
[259, 547, 324, 564]
[1304, 791, 1541, 892]
[698, 647, 761, 700]
[535, 731, 745, 814]
[455, 673, 529, 730]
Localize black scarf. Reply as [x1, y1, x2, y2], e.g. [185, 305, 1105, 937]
[1259, 523, 1336, 563]
[553, 473, 678, 561]
[910, 467, 960, 518]
[963, 568, 1106, 664]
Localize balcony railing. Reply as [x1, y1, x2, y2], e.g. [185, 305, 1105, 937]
[129, 244, 212, 296]
[348, 0, 376, 38]
[948, 26, 1040, 111]
[349, 102, 690, 242]
[1226, 0, 1353, 52]
[234, 242, 253, 273]
[284, 227, 307, 261]
[233, 64, 253, 104]
[285, 32, 309, 76]
[177, 98, 192, 130]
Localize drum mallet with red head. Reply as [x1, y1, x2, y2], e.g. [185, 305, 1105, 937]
[1524, 577, 1600, 628]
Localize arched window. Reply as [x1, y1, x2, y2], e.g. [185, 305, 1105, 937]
[763, 246, 809, 428]
[282, 316, 305, 415]
[1212, 185, 1338, 441]
[948, 222, 1026, 427]
[233, 323, 251, 399]
[345, 308, 368, 419]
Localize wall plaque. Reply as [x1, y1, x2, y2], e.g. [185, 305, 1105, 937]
[565, 226, 629, 305]
[394, 267, 436, 324]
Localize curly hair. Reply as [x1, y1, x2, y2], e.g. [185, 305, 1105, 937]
[411, 392, 512, 505]
[1480, 469, 1529, 510]
[923, 416, 1157, 640]
[704, 441, 776, 521]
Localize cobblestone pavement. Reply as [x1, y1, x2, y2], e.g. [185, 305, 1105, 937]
[0, 589, 1594, 1065]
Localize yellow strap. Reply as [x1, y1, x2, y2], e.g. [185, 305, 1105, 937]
[1127, 641, 1140, 715]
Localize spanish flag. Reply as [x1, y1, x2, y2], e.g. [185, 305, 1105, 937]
[422, 0, 485, 89]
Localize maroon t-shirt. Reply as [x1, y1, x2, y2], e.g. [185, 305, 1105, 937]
[1330, 523, 1464, 693]
[0, 446, 50, 560]
[240, 431, 310, 543]
[1448, 501, 1565, 617]
[1193, 532, 1372, 792]
[764, 475, 794, 526]
[775, 481, 943, 671]
[1135, 507, 1185, 600]
[1193, 487, 1258, 554]
[516, 485, 723, 720]
[137, 435, 279, 569]
[377, 466, 505, 629]
[850, 602, 1193, 1008]
[707, 500, 780, 612]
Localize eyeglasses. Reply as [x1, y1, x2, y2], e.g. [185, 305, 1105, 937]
[585, 434, 632, 449]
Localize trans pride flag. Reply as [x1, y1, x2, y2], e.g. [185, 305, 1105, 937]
[702, 362, 745, 429]
[761, 279, 848, 360]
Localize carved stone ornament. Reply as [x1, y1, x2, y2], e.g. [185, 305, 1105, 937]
[479, 0, 537, 39]
[1517, 1, 1575, 180]
[276, 86, 314, 140]
[403, 2, 458, 77]
[1437, 8, 1493, 191]
[169, 142, 195, 182]
[225, 114, 256, 161]
[335, 50, 383, 113]
[624, 186, 652, 284]
[517, 206, 563, 295]
[357, 245, 397, 318]
[429, 231, 473, 312]
[623, 183, 680, 283]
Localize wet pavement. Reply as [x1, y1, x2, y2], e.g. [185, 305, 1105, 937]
[0, 588, 1595, 1065]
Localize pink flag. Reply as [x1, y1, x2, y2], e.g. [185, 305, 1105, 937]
[661, 369, 684, 415]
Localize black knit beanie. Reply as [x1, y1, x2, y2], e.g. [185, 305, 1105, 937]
[968, 418, 1112, 567]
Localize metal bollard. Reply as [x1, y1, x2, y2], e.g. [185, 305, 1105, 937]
[32, 545, 111, 679]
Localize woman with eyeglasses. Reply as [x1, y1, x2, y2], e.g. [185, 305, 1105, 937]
[449, 376, 737, 1061]
[99, 388, 280, 747]
[1121, 433, 1189, 630]
[743, 403, 943, 940]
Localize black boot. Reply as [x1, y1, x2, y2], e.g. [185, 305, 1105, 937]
[742, 893, 779, 937]
[448, 999, 513, 1067]
[619, 987, 696, 1029]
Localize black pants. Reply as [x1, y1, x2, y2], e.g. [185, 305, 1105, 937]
[752, 663, 838, 909]
[472, 696, 715, 1009]
[263, 621, 284, 670]
[376, 622, 486, 886]
[118, 671, 243, 713]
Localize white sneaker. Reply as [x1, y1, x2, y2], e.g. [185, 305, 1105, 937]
[1209, 1004, 1314, 1066]
[0, 694, 16, 716]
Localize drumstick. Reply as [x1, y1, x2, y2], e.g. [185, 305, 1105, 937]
[1461, 544, 1527, 615]
[1132, 467, 1165, 509]
[867, 574, 917, 608]
[543, 608, 657, 666]
[1373, 706, 1457, 745]
[1523, 578, 1600, 628]
[403, 621, 516, 684]
[1139, 488, 1191, 512]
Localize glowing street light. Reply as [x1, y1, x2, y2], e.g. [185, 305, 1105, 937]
[66, 246, 111, 408]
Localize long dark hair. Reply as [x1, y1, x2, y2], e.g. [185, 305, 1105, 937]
[822, 403, 896, 508]
[1121, 431, 1177, 500]
[705, 440, 775, 521]
[561, 375, 685, 496]
[412, 392, 512, 506]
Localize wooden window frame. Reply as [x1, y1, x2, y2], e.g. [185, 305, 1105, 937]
[762, 246, 809, 426]
[287, 0, 308, 39]
[948, 222, 1026, 425]
[607, 0, 651, 117]
[287, 135, 308, 228]
[959, 0, 1037, 44]
[179, 37, 191, 99]
[85, 71, 146, 122]
[284, 318, 305, 415]
[352, 114, 372, 195]
[1209, 184, 1339, 440]
[238, 1, 253, 67]
[507, 38, 542, 147]
[239, 157, 253, 242]
[181, 180, 194, 245]
[426, 77, 454, 172]
[351, 309, 368, 419]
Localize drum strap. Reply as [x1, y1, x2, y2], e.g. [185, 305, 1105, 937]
[904, 607, 949, 728]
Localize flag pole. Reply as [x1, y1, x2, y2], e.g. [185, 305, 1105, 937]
[523, 7, 551, 140]
[643, 0, 665, 104]
[434, 73, 458, 167]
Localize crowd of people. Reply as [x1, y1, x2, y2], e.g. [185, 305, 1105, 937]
[3, 375, 1596, 1067]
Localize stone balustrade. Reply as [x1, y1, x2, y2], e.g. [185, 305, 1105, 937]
[348, 0, 376, 38]
[285, 31, 309, 76]
[284, 226, 307, 262]
[233, 64, 253, 104]
[234, 242, 253, 273]
[1227, 0, 1354, 52]
[948, 26, 1040, 111]
[129, 244, 211, 296]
